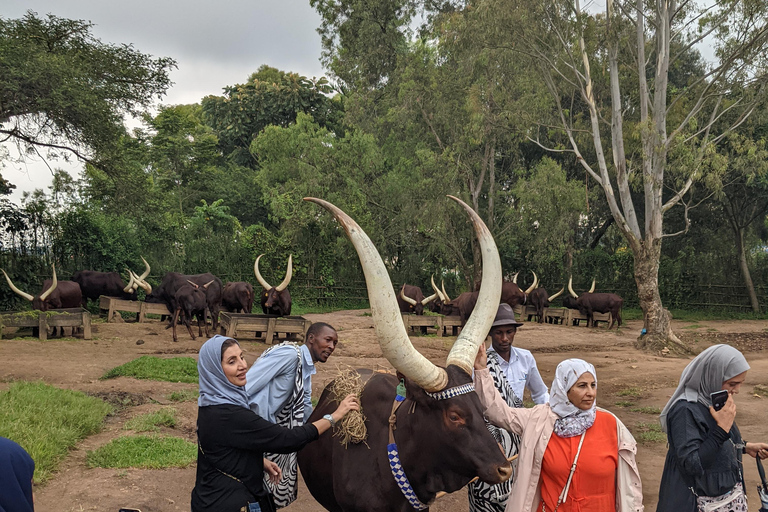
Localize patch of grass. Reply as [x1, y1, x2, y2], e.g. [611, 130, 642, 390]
[311, 397, 319, 407]
[102, 356, 198, 383]
[124, 408, 177, 432]
[681, 324, 702, 329]
[614, 401, 634, 407]
[0, 381, 112, 483]
[86, 435, 196, 469]
[617, 387, 643, 398]
[632, 422, 666, 443]
[630, 406, 662, 415]
[359, 312, 372, 317]
[753, 384, 768, 397]
[167, 389, 198, 402]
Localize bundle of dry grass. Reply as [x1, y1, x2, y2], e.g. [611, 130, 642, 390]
[328, 365, 367, 446]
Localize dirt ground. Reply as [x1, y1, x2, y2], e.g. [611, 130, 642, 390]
[1, 310, 767, 512]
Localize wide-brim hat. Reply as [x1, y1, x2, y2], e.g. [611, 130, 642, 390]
[491, 303, 523, 327]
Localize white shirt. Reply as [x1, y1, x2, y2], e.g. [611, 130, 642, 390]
[488, 346, 550, 404]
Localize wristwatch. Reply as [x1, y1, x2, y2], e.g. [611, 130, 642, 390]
[323, 414, 336, 426]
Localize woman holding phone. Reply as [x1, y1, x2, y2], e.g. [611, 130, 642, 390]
[657, 344, 768, 512]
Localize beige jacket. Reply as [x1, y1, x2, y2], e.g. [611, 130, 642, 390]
[475, 368, 644, 512]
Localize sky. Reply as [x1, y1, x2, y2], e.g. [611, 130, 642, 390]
[2, 0, 327, 204]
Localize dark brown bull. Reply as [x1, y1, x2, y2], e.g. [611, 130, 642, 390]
[254, 254, 292, 316]
[429, 276, 460, 316]
[562, 275, 594, 311]
[567, 277, 623, 328]
[172, 279, 214, 342]
[72, 257, 152, 306]
[528, 274, 564, 323]
[146, 272, 223, 331]
[299, 196, 512, 512]
[396, 284, 437, 315]
[439, 273, 537, 325]
[221, 281, 254, 313]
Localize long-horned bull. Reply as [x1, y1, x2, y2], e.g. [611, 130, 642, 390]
[440, 272, 538, 325]
[528, 274, 564, 324]
[146, 272, 223, 331]
[298, 196, 512, 512]
[2, 264, 82, 313]
[254, 254, 292, 316]
[502, 271, 538, 309]
[567, 276, 623, 329]
[562, 275, 594, 310]
[72, 257, 152, 306]
[397, 284, 437, 316]
[429, 276, 460, 316]
[221, 281, 254, 313]
[172, 279, 215, 342]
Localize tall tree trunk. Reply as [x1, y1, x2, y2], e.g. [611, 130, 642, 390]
[633, 242, 687, 353]
[735, 227, 761, 313]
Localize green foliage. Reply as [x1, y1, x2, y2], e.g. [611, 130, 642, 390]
[86, 435, 196, 469]
[617, 387, 643, 398]
[0, 381, 112, 483]
[167, 389, 199, 402]
[123, 408, 177, 432]
[632, 422, 666, 443]
[101, 356, 198, 383]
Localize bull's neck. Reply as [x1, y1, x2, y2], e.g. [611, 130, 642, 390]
[393, 403, 442, 503]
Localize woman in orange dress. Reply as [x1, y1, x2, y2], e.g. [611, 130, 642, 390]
[474, 347, 643, 512]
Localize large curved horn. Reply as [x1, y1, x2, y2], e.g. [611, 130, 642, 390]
[275, 255, 293, 292]
[421, 291, 438, 306]
[512, 272, 519, 284]
[186, 279, 200, 289]
[39, 264, 58, 301]
[130, 270, 152, 294]
[441, 280, 452, 302]
[1, 269, 34, 301]
[304, 197, 448, 392]
[524, 271, 538, 294]
[568, 275, 578, 298]
[254, 255, 273, 291]
[588, 278, 596, 293]
[137, 256, 151, 281]
[445, 196, 502, 374]
[123, 269, 136, 293]
[202, 279, 215, 290]
[431, 275, 445, 302]
[399, 286, 417, 306]
[548, 286, 565, 302]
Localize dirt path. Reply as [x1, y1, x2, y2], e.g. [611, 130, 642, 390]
[1, 311, 766, 512]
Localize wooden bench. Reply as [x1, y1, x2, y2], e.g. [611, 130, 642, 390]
[438, 316, 463, 337]
[219, 313, 312, 345]
[544, 308, 569, 325]
[0, 308, 92, 340]
[523, 305, 541, 322]
[401, 313, 440, 334]
[99, 296, 171, 322]
[567, 310, 612, 327]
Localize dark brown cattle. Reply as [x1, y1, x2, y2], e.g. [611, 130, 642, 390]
[567, 276, 623, 328]
[146, 272, 223, 331]
[299, 196, 512, 512]
[172, 280, 214, 342]
[396, 284, 436, 315]
[221, 281, 254, 313]
[528, 277, 564, 323]
[429, 276, 460, 316]
[254, 254, 292, 316]
[72, 258, 151, 305]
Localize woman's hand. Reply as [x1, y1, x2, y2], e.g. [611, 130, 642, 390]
[263, 458, 282, 485]
[709, 393, 736, 432]
[474, 342, 487, 371]
[745, 442, 768, 459]
[331, 394, 360, 423]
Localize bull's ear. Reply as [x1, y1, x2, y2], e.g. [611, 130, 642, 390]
[398, 372, 434, 406]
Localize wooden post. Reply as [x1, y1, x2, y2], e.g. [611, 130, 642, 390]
[38, 312, 47, 341]
[107, 300, 116, 323]
[226, 317, 237, 337]
[265, 318, 277, 345]
[139, 302, 147, 323]
[82, 310, 92, 340]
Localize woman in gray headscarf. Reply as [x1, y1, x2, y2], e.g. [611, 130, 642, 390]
[657, 344, 768, 512]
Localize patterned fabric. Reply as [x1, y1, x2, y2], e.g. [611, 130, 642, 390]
[424, 382, 475, 400]
[261, 342, 304, 509]
[388, 442, 430, 511]
[468, 350, 522, 512]
[696, 482, 748, 512]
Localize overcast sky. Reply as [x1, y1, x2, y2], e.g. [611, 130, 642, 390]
[2, 0, 327, 204]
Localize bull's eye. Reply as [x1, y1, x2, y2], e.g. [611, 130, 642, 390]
[449, 412, 461, 422]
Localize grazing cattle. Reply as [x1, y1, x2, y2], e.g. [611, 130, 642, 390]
[440, 273, 538, 325]
[221, 281, 254, 313]
[567, 277, 623, 329]
[146, 272, 223, 331]
[562, 275, 593, 310]
[429, 276, 460, 316]
[72, 257, 152, 306]
[2, 265, 83, 337]
[299, 196, 512, 512]
[528, 275, 565, 323]
[254, 254, 292, 316]
[172, 279, 214, 342]
[396, 284, 437, 315]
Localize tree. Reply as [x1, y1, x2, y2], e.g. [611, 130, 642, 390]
[470, 0, 768, 350]
[0, 11, 175, 176]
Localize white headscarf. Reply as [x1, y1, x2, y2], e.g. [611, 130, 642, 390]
[549, 358, 597, 437]
[659, 344, 749, 432]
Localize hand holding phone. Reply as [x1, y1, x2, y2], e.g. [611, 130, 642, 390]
[711, 390, 729, 411]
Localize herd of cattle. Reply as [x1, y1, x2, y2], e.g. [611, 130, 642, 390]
[0, 251, 623, 342]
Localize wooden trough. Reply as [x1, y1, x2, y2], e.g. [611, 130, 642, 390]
[439, 316, 463, 337]
[401, 313, 440, 334]
[219, 313, 312, 345]
[544, 307, 569, 325]
[99, 296, 171, 323]
[567, 310, 612, 327]
[0, 308, 92, 340]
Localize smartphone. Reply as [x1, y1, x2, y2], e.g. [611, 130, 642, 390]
[711, 390, 729, 411]
[119, 509, 142, 512]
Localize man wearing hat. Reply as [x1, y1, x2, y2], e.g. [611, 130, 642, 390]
[468, 303, 549, 512]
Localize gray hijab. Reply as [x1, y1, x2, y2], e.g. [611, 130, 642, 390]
[659, 344, 749, 432]
[198, 334, 249, 408]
